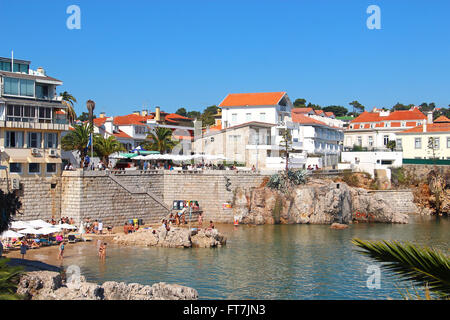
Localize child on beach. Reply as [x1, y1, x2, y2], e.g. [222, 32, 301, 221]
[58, 241, 65, 260]
[99, 243, 107, 260]
[20, 240, 28, 259]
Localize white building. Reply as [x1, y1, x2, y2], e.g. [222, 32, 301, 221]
[344, 107, 427, 151]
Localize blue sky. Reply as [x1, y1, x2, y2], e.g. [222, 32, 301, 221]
[1, 0, 449, 116]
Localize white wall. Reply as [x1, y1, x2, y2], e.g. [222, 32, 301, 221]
[221, 106, 278, 127]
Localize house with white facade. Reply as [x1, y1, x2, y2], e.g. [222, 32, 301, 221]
[344, 107, 427, 151]
[193, 92, 344, 169]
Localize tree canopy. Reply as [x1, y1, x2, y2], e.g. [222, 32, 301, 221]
[322, 105, 348, 117]
[175, 108, 188, 117]
[77, 112, 96, 122]
[349, 100, 365, 114]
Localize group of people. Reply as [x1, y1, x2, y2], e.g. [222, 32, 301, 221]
[307, 164, 320, 171]
[63, 163, 75, 171]
[83, 218, 105, 234]
[47, 217, 75, 226]
[123, 222, 139, 234]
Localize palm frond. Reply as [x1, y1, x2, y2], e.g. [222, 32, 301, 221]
[352, 238, 450, 298]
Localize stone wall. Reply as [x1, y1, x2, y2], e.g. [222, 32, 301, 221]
[403, 164, 450, 182]
[163, 171, 271, 223]
[367, 190, 418, 214]
[0, 176, 61, 221]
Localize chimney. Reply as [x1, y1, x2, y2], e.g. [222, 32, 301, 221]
[423, 122, 427, 133]
[141, 109, 148, 117]
[155, 106, 161, 122]
[99, 112, 106, 118]
[427, 111, 433, 124]
[133, 111, 140, 116]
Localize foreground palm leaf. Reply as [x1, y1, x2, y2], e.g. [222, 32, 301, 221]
[352, 238, 450, 298]
[0, 259, 23, 300]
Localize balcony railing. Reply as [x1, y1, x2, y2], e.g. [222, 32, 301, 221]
[0, 119, 69, 131]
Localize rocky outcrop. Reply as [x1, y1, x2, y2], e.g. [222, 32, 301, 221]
[113, 226, 226, 248]
[17, 271, 198, 300]
[233, 179, 409, 225]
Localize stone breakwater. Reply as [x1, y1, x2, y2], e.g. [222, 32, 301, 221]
[113, 227, 227, 248]
[233, 179, 410, 225]
[17, 271, 198, 300]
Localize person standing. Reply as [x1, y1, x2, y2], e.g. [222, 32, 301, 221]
[98, 220, 103, 235]
[198, 212, 203, 228]
[58, 241, 65, 260]
[20, 240, 28, 259]
[0, 240, 3, 258]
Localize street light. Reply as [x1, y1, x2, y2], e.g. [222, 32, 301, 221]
[86, 100, 95, 168]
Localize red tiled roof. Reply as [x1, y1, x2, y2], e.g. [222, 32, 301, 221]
[219, 92, 286, 107]
[400, 122, 450, 133]
[165, 113, 192, 121]
[314, 110, 324, 115]
[324, 112, 335, 117]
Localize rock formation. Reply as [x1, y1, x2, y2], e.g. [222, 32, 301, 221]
[113, 226, 226, 248]
[17, 271, 198, 300]
[233, 179, 409, 225]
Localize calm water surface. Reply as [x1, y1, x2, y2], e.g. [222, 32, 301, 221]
[60, 216, 449, 299]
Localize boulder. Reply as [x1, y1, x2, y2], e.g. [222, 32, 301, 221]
[233, 179, 409, 225]
[17, 271, 198, 300]
[190, 229, 227, 248]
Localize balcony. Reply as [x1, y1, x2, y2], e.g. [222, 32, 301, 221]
[0, 120, 69, 131]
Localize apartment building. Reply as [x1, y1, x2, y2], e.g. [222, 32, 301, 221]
[0, 56, 68, 178]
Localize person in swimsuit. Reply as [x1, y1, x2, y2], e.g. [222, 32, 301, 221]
[20, 240, 28, 259]
[58, 241, 65, 260]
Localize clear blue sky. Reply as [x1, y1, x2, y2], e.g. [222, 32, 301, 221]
[1, 0, 449, 116]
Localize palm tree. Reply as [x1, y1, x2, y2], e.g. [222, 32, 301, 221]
[352, 238, 450, 299]
[60, 91, 77, 124]
[143, 127, 177, 154]
[61, 122, 92, 168]
[94, 135, 125, 166]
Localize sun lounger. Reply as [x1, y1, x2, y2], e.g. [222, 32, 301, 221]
[68, 235, 76, 243]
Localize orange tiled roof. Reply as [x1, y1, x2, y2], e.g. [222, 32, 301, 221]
[113, 114, 154, 126]
[350, 109, 426, 124]
[291, 113, 328, 126]
[324, 112, 335, 117]
[113, 130, 133, 139]
[400, 122, 450, 133]
[435, 115, 450, 123]
[219, 92, 286, 107]
[292, 108, 313, 114]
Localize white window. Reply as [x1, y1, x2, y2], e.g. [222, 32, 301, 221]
[434, 137, 440, 149]
[383, 135, 389, 146]
[28, 163, 40, 174]
[246, 113, 251, 122]
[415, 138, 421, 149]
[5, 131, 24, 148]
[259, 113, 265, 122]
[396, 138, 402, 149]
[27, 132, 42, 148]
[447, 137, 450, 148]
[45, 133, 58, 149]
[357, 136, 362, 146]
[231, 113, 237, 122]
[368, 136, 373, 147]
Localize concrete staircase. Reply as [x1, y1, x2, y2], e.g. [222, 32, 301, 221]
[108, 173, 170, 212]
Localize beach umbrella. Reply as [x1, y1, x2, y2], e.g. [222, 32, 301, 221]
[19, 227, 44, 235]
[59, 223, 77, 230]
[28, 219, 53, 229]
[10, 221, 31, 230]
[1, 230, 24, 239]
[38, 227, 60, 235]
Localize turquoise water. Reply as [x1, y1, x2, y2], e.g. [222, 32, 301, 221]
[63, 216, 449, 299]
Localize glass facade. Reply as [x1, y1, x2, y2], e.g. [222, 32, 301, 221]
[28, 163, 40, 173]
[4, 77, 34, 97]
[27, 132, 42, 148]
[9, 163, 22, 173]
[45, 132, 58, 148]
[0, 61, 28, 73]
[46, 163, 57, 173]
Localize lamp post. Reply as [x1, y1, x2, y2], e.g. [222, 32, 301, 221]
[87, 100, 95, 169]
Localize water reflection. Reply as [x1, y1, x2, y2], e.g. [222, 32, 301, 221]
[57, 216, 448, 300]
